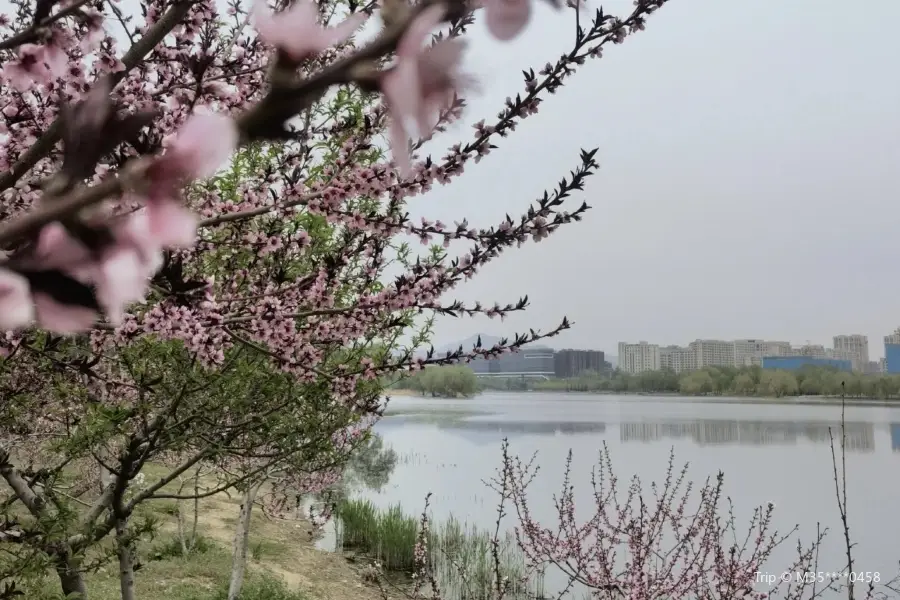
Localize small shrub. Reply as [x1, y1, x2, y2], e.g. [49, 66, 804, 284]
[149, 535, 214, 561]
[250, 540, 264, 561]
[210, 574, 308, 600]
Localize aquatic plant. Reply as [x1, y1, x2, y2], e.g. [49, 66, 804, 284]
[334, 498, 544, 600]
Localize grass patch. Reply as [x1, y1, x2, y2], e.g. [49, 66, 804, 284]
[31, 541, 231, 600]
[335, 499, 544, 600]
[210, 574, 311, 600]
[149, 534, 217, 562]
[27, 537, 310, 600]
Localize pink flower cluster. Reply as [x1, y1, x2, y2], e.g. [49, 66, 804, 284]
[0, 113, 237, 332]
[2, 43, 67, 91]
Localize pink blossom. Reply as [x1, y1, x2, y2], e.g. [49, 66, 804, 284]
[33, 223, 93, 274]
[139, 112, 237, 248]
[252, 0, 368, 63]
[80, 10, 106, 53]
[32, 220, 161, 327]
[1, 44, 50, 90]
[96, 250, 151, 325]
[0, 269, 34, 330]
[33, 293, 97, 333]
[144, 199, 197, 248]
[97, 213, 166, 324]
[483, 0, 532, 41]
[43, 45, 68, 79]
[381, 5, 472, 177]
[167, 112, 239, 179]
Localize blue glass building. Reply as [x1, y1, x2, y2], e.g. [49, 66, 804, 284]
[760, 356, 851, 372]
[885, 344, 900, 374]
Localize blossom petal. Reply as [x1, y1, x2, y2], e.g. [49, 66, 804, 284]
[145, 199, 198, 248]
[96, 249, 152, 325]
[34, 222, 92, 271]
[397, 5, 446, 59]
[43, 46, 68, 79]
[0, 269, 34, 330]
[484, 0, 531, 41]
[171, 113, 239, 179]
[33, 293, 97, 333]
[253, 0, 322, 60]
[388, 117, 412, 178]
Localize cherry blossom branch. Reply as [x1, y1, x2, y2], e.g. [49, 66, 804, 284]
[0, 0, 96, 52]
[0, 0, 458, 247]
[0, 0, 199, 193]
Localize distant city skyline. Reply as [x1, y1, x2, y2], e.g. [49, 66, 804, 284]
[434, 330, 899, 362]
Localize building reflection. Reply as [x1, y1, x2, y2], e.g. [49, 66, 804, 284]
[891, 423, 900, 452]
[620, 420, 875, 452]
[438, 420, 607, 436]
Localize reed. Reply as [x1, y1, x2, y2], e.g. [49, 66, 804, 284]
[334, 498, 544, 600]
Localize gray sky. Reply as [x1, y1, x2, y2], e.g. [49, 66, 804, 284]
[410, 0, 900, 358]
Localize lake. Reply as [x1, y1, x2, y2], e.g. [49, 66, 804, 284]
[332, 393, 900, 596]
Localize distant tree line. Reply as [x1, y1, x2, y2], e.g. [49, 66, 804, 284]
[534, 365, 900, 399]
[391, 365, 480, 398]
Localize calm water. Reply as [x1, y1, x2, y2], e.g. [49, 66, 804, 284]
[337, 393, 900, 594]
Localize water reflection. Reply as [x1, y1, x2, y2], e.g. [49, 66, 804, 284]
[439, 419, 607, 436]
[620, 420, 876, 452]
[365, 396, 900, 593]
[382, 413, 884, 452]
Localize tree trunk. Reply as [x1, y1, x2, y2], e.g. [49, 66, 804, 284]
[116, 520, 136, 600]
[227, 481, 262, 600]
[190, 475, 201, 552]
[54, 552, 87, 600]
[176, 501, 189, 555]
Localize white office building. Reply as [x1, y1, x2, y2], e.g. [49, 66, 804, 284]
[733, 339, 792, 367]
[618, 341, 661, 375]
[689, 339, 735, 368]
[660, 345, 697, 373]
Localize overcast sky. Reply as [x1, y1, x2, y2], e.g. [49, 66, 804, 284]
[409, 0, 900, 358]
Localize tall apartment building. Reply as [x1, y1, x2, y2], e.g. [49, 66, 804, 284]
[833, 335, 869, 371]
[618, 341, 661, 375]
[659, 345, 697, 373]
[688, 339, 734, 368]
[733, 339, 791, 367]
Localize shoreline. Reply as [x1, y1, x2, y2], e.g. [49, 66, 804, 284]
[529, 389, 900, 406]
[390, 388, 900, 408]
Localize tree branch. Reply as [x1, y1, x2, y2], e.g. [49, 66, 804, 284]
[0, 0, 199, 193]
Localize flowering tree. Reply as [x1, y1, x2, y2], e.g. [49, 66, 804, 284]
[394, 442, 831, 600]
[0, 0, 676, 596]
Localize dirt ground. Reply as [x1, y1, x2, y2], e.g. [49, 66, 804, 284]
[168, 492, 393, 600]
